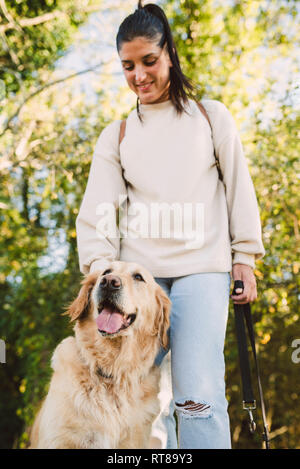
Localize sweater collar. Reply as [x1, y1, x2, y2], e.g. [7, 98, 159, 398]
[139, 98, 173, 113]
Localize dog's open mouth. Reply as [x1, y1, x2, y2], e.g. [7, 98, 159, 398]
[96, 301, 136, 335]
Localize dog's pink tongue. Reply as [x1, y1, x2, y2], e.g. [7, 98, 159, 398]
[96, 308, 124, 334]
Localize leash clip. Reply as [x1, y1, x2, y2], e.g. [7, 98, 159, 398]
[243, 400, 256, 433]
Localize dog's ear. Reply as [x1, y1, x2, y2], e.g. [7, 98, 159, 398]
[64, 272, 98, 322]
[154, 286, 171, 350]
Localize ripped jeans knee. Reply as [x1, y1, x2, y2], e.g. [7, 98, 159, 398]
[175, 398, 213, 419]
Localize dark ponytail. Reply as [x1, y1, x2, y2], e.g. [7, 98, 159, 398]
[116, 1, 202, 123]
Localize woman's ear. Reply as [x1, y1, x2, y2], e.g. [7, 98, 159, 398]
[64, 272, 98, 322]
[154, 286, 171, 350]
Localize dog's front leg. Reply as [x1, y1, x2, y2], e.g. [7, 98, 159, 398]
[118, 422, 153, 449]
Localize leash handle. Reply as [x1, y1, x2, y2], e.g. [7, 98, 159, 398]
[232, 280, 270, 449]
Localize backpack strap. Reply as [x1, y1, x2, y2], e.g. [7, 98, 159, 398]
[118, 101, 223, 182]
[119, 119, 126, 145]
[196, 101, 223, 182]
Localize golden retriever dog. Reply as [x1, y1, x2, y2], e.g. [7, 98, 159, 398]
[29, 261, 170, 449]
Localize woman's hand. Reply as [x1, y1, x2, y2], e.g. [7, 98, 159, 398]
[231, 263, 257, 304]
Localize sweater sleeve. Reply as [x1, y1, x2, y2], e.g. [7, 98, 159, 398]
[76, 120, 127, 275]
[209, 101, 265, 269]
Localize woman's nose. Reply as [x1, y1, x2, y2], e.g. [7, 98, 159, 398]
[135, 66, 147, 83]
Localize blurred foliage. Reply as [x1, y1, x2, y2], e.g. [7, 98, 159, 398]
[0, 0, 299, 449]
[0, 0, 100, 95]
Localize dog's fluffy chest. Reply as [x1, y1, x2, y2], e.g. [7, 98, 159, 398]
[62, 365, 160, 448]
[73, 364, 160, 421]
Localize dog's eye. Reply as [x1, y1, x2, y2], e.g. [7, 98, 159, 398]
[103, 269, 112, 275]
[133, 273, 145, 282]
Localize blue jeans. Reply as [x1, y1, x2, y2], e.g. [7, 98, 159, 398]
[154, 272, 232, 449]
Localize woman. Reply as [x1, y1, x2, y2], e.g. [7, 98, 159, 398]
[76, 1, 265, 449]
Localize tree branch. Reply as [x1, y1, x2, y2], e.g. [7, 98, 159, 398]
[0, 5, 103, 33]
[0, 0, 22, 32]
[0, 29, 20, 66]
[0, 62, 105, 138]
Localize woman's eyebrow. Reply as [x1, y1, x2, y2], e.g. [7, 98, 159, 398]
[121, 53, 156, 63]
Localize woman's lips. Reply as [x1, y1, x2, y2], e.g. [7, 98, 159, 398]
[137, 82, 153, 92]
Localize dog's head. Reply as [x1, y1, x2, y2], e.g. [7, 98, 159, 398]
[65, 261, 171, 350]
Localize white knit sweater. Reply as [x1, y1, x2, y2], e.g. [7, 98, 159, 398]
[76, 98, 265, 277]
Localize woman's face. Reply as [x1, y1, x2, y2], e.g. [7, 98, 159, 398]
[119, 36, 173, 104]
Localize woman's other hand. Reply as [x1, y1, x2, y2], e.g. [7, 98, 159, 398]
[231, 263, 257, 304]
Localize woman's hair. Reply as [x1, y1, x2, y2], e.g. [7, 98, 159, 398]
[116, 1, 202, 123]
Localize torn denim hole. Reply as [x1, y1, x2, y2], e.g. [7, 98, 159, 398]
[175, 399, 213, 419]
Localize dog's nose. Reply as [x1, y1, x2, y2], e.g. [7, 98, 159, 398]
[100, 274, 122, 291]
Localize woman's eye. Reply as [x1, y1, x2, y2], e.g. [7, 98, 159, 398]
[133, 273, 145, 282]
[124, 61, 156, 71]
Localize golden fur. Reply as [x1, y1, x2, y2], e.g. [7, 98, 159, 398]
[29, 261, 170, 449]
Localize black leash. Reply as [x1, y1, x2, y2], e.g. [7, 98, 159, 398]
[232, 280, 270, 449]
